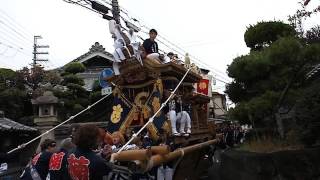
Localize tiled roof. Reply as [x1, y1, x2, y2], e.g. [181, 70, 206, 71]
[0, 117, 38, 132]
[31, 91, 58, 105]
[73, 42, 113, 63]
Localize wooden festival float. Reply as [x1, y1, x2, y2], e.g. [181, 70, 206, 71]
[100, 56, 221, 178]
[60, 0, 222, 179]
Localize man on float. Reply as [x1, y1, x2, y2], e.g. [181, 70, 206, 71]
[142, 29, 168, 63]
[143, 29, 159, 57]
[167, 93, 192, 136]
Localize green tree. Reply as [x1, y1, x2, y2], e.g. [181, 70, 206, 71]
[244, 21, 296, 51]
[64, 62, 85, 75]
[0, 68, 16, 91]
[295, 79, 320, 146]
[226, 21, 320, 139]
[54, 62, 89, 120]
[0, 88, 28, 120]
[16, 66, 45, 90]
[43, 70, 62, 85]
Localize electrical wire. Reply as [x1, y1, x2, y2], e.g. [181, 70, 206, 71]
[0, 41, 32, 58]
[0, 19, 33, 45]
[0, 29, 33, 51]
[7, 93, 113, 154]
[0, 8, 33, 37]
[62, 0, 232, 84]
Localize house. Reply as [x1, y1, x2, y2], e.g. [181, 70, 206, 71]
[0, 111, 39, 178]
[209, 92, 227, 119]
[71, 42, 114, 91]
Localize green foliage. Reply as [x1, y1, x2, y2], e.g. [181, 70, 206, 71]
[225, 82, 247, 103]
[228, 104, 249, 125]
[56, 62, 89, 120]
[0, 68, 16, 90]
[73, 104, 84, 114]
[295, 79, 320, 146]
[66, 83, 87, 97]
[0, 68, 16, 80]
[0, 88, 27, 120]
[244, 21, 296, 50]
[43, 71, 62, 85]
[16, 66, 45, 90]
[62, 74, 84, 86]
[64, 62, 85, 74]
[227, 22, 320, 132]
[92, 80, 102, 92]
[89, 91, 102, 103]
[305, 25, 320, 44]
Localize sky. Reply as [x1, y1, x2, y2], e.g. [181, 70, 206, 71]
[0, 0, 319, 94]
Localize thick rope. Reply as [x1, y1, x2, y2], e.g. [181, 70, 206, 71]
[7, 93, 112, 154]
[117, 68, 191, 153]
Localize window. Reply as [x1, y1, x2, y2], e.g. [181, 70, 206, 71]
[41, 105, 51, 116]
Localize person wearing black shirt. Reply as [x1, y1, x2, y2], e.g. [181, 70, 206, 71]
[20, 139, 57, 180]
[67, 124, 112, 180]
[143, 29, 158, 55]
[143, 29, 167, 64]
[48, 138, 75, 180]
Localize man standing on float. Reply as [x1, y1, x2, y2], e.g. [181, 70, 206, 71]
[143, 29, 161, 61]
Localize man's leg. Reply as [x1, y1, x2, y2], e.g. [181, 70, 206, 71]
[164, 167, 173, 180]
[157, 166, 165, 180]
[184, 111, 192, 134]
[178, 112, 186, 134]
[168, 111, 179, 135]
[146, 53, 161, 63]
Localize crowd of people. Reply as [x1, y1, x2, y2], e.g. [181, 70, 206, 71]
[216, 123, 246, 148]
[18, 122, 182, 180]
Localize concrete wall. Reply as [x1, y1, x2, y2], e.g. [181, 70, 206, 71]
[208, 147, 320, 180]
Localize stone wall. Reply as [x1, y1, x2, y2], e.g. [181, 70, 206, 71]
[208, 147, 320, 180]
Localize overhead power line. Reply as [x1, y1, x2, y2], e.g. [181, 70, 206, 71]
[0, 30, 32, 51]
[0, 41, 32, 58]
[0, 19, 33, 45]
[63, 0, 231, 84]
[0, 8, 33, 37]
[117, 12, 231, 82]
[0, 25, 33, 48]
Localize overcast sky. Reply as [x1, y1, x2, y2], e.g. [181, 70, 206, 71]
[0, 0, 319, 92]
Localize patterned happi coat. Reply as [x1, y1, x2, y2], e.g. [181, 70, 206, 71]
[67, 148, 112, 180]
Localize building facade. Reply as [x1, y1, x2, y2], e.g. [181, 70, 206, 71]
[71, 42, 114, 91]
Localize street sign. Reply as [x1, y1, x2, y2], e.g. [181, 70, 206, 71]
[99, 68, 114, 88]
[101, 87, 112, 96]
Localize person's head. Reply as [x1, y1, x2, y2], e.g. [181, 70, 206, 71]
[69, 124, 81, 139]
[149, 29, 157, 41]
[111, 131, 125, 145]
[60, 137, 76, 152]
[40, 139, 57, 153]
[167, 52, 174, 59]
[74, 124, 100, 150]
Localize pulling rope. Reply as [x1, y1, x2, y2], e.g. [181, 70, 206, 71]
[7, 93, 113, 155]
[116, 68, 191, 154]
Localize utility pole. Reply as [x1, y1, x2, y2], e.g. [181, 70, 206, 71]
[32, 35, 49, 70]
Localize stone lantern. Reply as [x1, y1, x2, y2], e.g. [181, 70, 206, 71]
[31, 91, 58, 141]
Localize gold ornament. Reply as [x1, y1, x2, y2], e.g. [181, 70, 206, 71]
[199, 82, 207, 90]
[111, 104, 123, 123]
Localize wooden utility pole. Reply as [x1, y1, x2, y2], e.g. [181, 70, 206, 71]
[32, 35, 49, 70]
